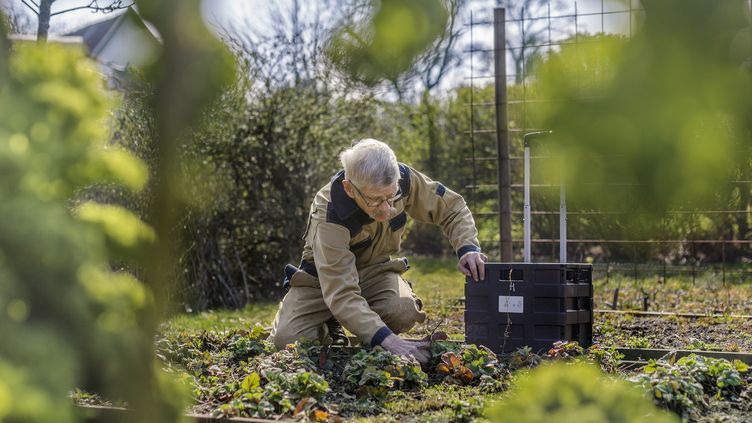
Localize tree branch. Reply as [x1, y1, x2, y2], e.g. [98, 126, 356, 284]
[20, 0, 40, 16]
[50, 0, 134, 17]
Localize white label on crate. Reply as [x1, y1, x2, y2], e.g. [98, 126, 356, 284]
[499, 296, 524, 313]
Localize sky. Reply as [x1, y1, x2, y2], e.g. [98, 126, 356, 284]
[3, 0, 633, 40]
[2, 0, 636, 91]
[0, 0, 239, 34]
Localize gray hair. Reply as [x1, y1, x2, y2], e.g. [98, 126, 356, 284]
[339, 138, 400, 188]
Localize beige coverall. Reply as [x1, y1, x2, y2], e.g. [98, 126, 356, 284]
[269, 164, 480, 349]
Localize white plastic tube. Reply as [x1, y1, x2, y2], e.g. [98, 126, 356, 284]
[523, 142, 531, 263]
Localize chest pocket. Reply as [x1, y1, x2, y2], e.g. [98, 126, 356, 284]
[349, 231, 372, 251]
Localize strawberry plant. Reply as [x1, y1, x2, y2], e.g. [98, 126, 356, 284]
[342, 349, 427, 398]
[214, 370, 330, 419]
[507, 346, 542, 370]
[635, 359, 707, 418]
[632, 354, 749, 419]
[674, 354, 749, 398]
[436, 351, 474, 384]
[585, 344, 624, 373]
[546, 340, 584, 360]
[228, 325, 273, 362]
[434, 344, 501, 385]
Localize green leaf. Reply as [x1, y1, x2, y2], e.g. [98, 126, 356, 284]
[241, 372, 261, 393]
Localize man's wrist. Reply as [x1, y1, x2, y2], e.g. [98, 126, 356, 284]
[457, 245, 481, 259]
[370, 326, 393, 347]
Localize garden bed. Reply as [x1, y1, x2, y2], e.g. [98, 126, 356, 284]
[73, 258, 752, 422]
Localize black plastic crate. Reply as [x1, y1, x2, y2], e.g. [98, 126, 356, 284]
[465, 263, 593, 354]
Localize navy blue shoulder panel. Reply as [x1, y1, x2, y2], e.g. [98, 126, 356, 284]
[398, 163, 411, 197]
[349, 237, 373, 251]
[436, 183, 446, 197]
[389, 211, 407, 232]
[326, 202, 374, 238]
[326, 202, 363, 237]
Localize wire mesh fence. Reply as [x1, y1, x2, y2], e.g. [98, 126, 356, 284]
[463, 0, 752, 283]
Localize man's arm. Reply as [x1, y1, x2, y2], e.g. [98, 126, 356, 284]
[312, 221, 432, 363]
[312, 222, 393, 346]
[402, 165, 487, 281]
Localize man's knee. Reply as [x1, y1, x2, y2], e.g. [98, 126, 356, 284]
[379, 297, 426, 334]
[269, 327, 295, 351]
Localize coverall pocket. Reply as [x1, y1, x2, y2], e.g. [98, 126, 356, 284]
[383, 257, 410, 274]
[289, 270, 320, 288]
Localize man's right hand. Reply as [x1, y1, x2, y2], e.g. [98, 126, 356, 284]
[380, 333, 431, 364]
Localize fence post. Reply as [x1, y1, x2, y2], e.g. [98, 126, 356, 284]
[690, 241, 696, 286]
[722, 240, 726, 287]
[662, 257, 666, 283]
[606, 262, 610, 285]
[494, 8, 512, 261]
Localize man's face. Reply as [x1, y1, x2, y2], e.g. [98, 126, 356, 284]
[344, 180, 401, 222]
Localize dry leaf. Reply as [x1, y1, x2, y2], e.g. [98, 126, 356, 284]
[436, 363, 451, 375]
[314, 409, 329, 422]
[455, 365, 474, 383]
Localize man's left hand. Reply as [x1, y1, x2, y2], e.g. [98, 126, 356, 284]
[458, 251, 488, 282]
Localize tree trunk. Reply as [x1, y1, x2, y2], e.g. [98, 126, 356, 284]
[422, 90, 439, 177]
[37, 0, 54, 43]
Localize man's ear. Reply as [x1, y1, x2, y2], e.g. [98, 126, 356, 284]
[342, 179, 356, 199]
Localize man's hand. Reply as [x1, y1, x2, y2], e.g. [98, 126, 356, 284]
[380, 334, 431, 364]
[458, 251, 488, 282]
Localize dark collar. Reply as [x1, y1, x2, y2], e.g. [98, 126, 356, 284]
[330, 170, 365, 221]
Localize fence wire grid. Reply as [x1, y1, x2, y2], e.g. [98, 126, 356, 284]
[463, 0, 752, 284]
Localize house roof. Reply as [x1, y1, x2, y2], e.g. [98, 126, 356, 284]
[67, 14, 120, 53]
[65, 7, 160, 57]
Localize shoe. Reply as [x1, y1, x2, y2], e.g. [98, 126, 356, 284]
[325, 317, 349, 346]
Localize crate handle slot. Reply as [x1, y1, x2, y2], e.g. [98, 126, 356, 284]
[498, 268, 523, 281]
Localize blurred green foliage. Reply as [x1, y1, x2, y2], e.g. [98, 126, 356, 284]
[533, 0, 752, 227]
[484, 362, 679, 423]
[0, 40, 186, 422]
[328, 0, 448, 85]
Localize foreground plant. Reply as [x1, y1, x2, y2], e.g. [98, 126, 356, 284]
[0, 40, 184, 422]
[486, 362, 680, 423]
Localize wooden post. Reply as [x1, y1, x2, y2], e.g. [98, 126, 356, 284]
[494, 8, 512, 261]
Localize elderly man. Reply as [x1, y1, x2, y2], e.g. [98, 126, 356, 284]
[269, 139, 486, 363]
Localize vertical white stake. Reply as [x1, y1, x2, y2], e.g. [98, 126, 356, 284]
[524, 142, 531, 263]
[560, 180, 567, 263]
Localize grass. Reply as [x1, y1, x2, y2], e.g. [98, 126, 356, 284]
[405, 256, 465, 305]
[593, 273, 752, 314]
[351, 384, 492, 422]
[163, 302, 279, 333]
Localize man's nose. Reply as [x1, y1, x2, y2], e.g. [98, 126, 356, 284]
[378, 201, 391, 212]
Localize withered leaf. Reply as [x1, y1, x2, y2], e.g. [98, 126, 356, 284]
[313, 409, 329, 422]
[431, 331, 448, 341]
[294, 398, 311, 416]
[455, 365, 474, 384]
[436, 363, 451, 375]
[442, 351, 462, 370]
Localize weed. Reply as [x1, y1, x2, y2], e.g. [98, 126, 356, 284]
[625, 336, 653, 349]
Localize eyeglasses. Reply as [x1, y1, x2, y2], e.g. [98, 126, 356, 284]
[348, 181, 402, 208]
